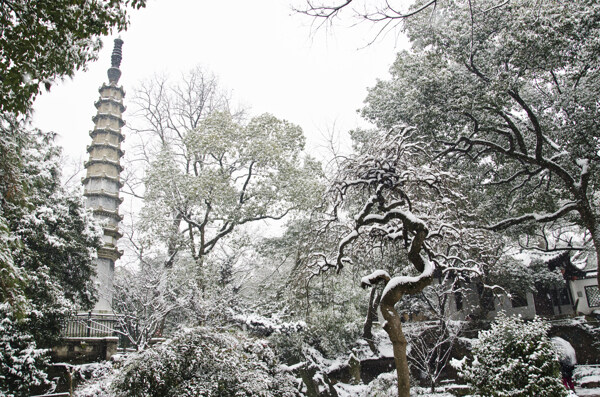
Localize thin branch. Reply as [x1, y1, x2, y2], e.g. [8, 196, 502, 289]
[487, 202, 579, 231]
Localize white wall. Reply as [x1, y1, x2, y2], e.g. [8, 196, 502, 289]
[570, 278, 600, 315]
[489, 292, 537, 320]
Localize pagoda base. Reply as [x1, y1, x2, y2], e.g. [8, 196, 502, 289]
[52, 336, 119, 364]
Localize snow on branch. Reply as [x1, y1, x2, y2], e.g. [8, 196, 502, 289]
[360, 269, 391, 288]
[487, 202, 579, 231]
[296, 0, 439, 24]
[363, 208, 426, 229]
[575, 158, 591, 190]
[357, 204, 433, 305]
[381, 256, 434, 303]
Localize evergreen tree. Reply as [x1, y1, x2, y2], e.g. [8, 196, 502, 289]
[0, 118, 102, 395]
[0, 304, 50, 397]
[456, 313, 566, 397]
[0, 0, 146, 115]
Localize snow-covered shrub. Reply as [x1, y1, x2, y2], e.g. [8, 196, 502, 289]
[111, 326, 299, 396]
[72, 361, 116, 397]
[0, 304, 49, 397]
[456, 313, 566, 397]
[364, 369, 429, 396]
[367, 371, 398, 397]
[269, 305, 362, 364]
[304, 306, 363, 359]
[551, 336, 577, 367]
[269, 331, 305, 365]
[232, 311, 306, 337]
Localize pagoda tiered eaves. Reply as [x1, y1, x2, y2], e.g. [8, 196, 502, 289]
[92, 113, 126, 128]
[82, 38, 127, 313]
[89, 127, 125, 142]
[81, 173, 124, 189]
[87, 142, 125, 158]
[92, 206, 124, 222]
[83, 189, 125, 203]
[94, 98, 126, 113]
[84, 157, 124, 173]
[99, 83, 126, 97]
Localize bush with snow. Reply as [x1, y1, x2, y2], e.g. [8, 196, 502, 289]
[367, 371, 398, 397]
[271, 305, 363, 365]
[0, 304, 50, 397]
[552, 336, 577, 367]
[111, 326, 299, 396]
[72, 361, 117, 397]
[456, 313, 566, 397]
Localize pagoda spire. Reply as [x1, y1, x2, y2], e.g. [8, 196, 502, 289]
[107, 37, 123, 84]
[82, 38, 126, 313]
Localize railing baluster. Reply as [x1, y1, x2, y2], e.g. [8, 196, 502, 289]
[61, 313, 120, 338]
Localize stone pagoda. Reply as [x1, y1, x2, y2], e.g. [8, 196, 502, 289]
[54, 39, 126, 363]
[82, 38, 126, 313]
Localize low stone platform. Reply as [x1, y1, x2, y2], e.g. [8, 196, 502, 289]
[53, 336, 119, 364]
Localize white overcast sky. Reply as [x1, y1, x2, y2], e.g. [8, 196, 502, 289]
[32, 0, 408, 166]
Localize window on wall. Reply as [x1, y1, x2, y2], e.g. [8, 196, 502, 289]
[585, 285, 600, 308]
[511, 293, 528, 308]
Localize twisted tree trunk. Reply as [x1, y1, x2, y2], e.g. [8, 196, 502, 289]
[382, 303, 411, 397]
[363, 287, 381, 355]
[361, 224, 433, 397]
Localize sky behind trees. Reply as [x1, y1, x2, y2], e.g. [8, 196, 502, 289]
[32, 0, 405, 165]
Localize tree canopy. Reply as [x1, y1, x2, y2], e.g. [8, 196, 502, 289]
[129, 70, 323, 279]
[0, 118, 101, 395]
[0, 0, 146, 115]
[362, 0, 600, 283]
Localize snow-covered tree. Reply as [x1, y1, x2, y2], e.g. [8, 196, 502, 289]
[361, 0, 600, 286]
[0, 120, 28, 316]
[455, 313, 566, 397]
[112, 259, 191, 351]
[0, 118, 101, 395]
[0, 304, 50, 397]
[0, 0, 147, 115]
[111, 327, 300, 396]
[1, 125, 101, 333]
[311, 125, 474, 397]
[115, 69, 324, 351]
[404, 282, 463, 392]
[6, 131, 101, 345]
[112, 230, 260, 350]
[128, 68, 323, 288]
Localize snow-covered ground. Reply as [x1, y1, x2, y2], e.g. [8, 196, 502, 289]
[575, 365, 600, 397]
[72, 358, 600, 396]
[71, 324, 600, 397]
[330, 364, 600, 396]
[335, 381, 457, 396]
[337, 384, 449, 396]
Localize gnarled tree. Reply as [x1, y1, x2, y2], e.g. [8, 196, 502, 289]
[311, 126, 469, 396]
